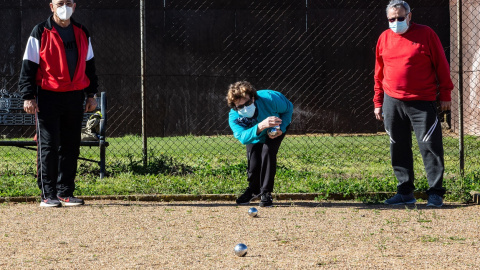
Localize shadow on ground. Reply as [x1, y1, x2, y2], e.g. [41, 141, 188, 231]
[86, 200, 473, 211]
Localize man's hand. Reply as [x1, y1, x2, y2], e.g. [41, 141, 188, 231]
[440, 101, 451, 112]
[85, 97, 98, 112]
[23, 99, 39, 114]
[374, 107, 383, 121]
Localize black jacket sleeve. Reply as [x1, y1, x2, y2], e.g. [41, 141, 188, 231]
[81, 25, 98, 98]
[84, 58, 98, 98]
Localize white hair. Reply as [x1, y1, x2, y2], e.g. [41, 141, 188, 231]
[386, 0, 410, 15]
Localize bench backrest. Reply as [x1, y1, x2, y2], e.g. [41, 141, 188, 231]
[0, 94, 104, 126]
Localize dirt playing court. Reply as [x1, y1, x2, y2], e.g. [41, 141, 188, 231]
[1, 200, 479, 269]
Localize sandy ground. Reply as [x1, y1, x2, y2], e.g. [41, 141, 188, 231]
[0, 199, 479, 269]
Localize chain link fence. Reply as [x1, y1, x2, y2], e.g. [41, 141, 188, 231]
[0, 0, 479, 192]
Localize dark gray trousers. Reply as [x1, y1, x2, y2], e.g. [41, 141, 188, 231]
[383, 94, 446, 196]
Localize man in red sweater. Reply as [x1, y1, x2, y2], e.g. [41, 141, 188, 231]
[374, 0, 453, 207]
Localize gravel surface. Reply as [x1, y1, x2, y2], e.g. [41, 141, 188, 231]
[1, 200, 479, 269]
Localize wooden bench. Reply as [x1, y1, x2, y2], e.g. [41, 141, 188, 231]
[0, 92, 108, 178]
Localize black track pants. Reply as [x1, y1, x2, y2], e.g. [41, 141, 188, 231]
[245, 130, 287, 195]
[383, 94, 446, 196]
[36, 90, 84, 199]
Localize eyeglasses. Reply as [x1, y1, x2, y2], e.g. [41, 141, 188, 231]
[388, 14, 409, 23]
[234, 98, 253, 111]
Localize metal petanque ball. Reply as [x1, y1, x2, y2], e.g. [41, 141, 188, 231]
[248, 207, 258, 217]
[267, 125, 280, 136]
[234, 243, 248, 257]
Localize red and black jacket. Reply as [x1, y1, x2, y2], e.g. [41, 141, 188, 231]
[19, 16, 98, 100]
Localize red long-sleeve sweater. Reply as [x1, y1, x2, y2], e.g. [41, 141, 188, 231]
[373, 23, 453, 108]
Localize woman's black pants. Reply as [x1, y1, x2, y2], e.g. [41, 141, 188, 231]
[245, 131, 286, 195]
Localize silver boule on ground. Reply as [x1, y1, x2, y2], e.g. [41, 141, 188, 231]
[248, 207, 258, 217]
[234, 243, 248, 257]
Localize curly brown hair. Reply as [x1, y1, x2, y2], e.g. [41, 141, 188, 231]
[226, 81, 259, 109]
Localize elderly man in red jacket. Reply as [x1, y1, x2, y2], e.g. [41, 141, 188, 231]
[19, 0, 98, 207]
[373, 0, 453, 207]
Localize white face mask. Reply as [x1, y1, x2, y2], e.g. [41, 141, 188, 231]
[237, 103, 256, 118]
[389, 20, 409, 34]
[56, 5, 73, 21]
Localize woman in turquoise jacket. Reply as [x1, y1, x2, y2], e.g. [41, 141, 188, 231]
[227, 81, 293, 207]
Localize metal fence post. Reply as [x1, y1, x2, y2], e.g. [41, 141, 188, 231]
[140, 0, 148, 167]
[457, 0, 464, 177]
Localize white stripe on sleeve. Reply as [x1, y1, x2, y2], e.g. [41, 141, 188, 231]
[22, 36, 40, 64]
[86, 37, 94, 61]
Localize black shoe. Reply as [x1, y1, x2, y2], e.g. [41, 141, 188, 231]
[57, 196, 85, 206]
[426, 194, 443, 207]
[39, 198, 61, 208]
[259, 192, 273, 207]
[384, 193, 416, 205]
[236, 188, 260, 205]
